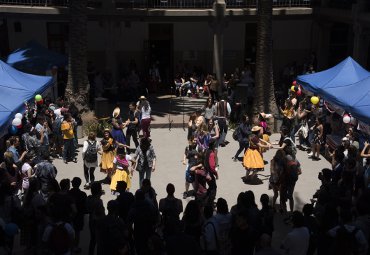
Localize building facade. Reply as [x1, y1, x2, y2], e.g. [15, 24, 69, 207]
[1, 0, 368, 86]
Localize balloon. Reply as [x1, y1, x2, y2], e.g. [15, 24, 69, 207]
[291, 86, 295, 92]
[292, 80, 297, 85]
[12, 118, 21, 126]
[35, 94, 42, 102]
[297, 89, 302, 96]
[311, 96, 319, 105]
[350, 116, 357, 126]
[343, 114, 351, 124]
[16, 124, 22, 129]
[15, 113, 23, 119]
[9, 125, 17, 135]
[37, 99, 44, 105]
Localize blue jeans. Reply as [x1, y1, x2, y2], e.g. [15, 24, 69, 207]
[139, 166, 152, 187]
[63, 139, 75, 161]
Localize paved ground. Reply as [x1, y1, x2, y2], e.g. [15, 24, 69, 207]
[13, 96, 330, 253]
[14, 127, 330, 254]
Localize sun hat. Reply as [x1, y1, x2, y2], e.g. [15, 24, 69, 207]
[251, 126, 262, 132]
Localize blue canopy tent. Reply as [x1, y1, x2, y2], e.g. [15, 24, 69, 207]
[0, 60, 53, 137]
[6, 41, 67, 75]
[297, 57, 370, 125]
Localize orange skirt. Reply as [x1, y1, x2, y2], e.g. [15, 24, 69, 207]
[243, 148, 264, 170]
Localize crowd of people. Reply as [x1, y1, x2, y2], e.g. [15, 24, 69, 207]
[1, 75, 370, 255]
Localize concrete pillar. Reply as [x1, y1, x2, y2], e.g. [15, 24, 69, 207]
[212, 0, 226, 96]
[316, 22, 332, 70]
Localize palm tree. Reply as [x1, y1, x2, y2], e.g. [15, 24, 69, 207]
[253, 0, 278, 115]
[65, 0, 90, 112]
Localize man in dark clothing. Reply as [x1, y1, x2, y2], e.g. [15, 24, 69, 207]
[115, 181, 135, 222]
[127, 190, 159, 255]
[126, 102, 140, 152]
[68, 177, 87, 253]
[34, 154, 57, 200]
[231, 209, 259, 255]
[159, 183, 183, 237]
[96, 200, 129, 255]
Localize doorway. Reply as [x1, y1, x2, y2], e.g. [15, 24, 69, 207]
[148, 23, 173, 92]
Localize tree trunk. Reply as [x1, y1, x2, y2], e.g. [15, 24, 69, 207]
[65, 0, 90, 112]
[253, 0, 278, 115]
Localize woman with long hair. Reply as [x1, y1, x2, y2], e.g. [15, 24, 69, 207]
[20, 152, 35, 195]
[111, 107, 127, 146]
[100, 129, 115, 183]
[139, 96, 152, 138]
[188, 112, 197, 141]
[269, 150, 287, 210]
[202, 98, 215, 124]
[196, 123, 211, 153]
[208, 117, 220, 146]
[243, 126, 272, 183]
[310, 118, 324, 160]
[0, 152, 21, 195]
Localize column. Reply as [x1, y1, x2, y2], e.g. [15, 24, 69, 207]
[212, 0, 226, 96]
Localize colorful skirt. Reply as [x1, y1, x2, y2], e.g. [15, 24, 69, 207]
[111, 128, 126, 145]
[260, 134, 270, 153]
[100, 150, 115, 172]
[243, 148, 264, 170]
[110, 169, 131, 191]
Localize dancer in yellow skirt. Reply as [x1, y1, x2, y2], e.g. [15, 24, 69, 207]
[110, 145, 134, 194]
[243, 126, 272, 183]
[100, 129, 115, 183]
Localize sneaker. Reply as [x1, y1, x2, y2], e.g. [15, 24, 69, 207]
[183, 192, 188, 199]
[63, 160, 68, 164]
[73, 158, 78, 163]
[84, 183, 90, 190]
[308, 152, 313, 157]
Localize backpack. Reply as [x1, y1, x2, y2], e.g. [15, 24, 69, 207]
[47, 223, 72, 255]
[332, 225, 359, 255]
[84, 141, 98, 163]
[232, 127, 240, 141]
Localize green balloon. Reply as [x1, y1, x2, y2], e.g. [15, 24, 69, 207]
[35, 94, 42, 102]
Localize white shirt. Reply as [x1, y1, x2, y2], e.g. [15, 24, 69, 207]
[141, 106, 151, 120]
[113, 155, 132, 169]
[82, 140, 101, 167]
[282, 227, 309, 255]
[21, 163, 32, 190]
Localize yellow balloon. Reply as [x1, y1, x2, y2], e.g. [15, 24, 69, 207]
[311, 96, 319, 105]
[291, 86, 296, 92]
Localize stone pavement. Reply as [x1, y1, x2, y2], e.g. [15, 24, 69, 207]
[13, 128, 330, 254]
[99, 95, 207, 128]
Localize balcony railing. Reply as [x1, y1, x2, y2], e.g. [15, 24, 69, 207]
[226, 0, 311, 8]
[0, 0, 311, 8]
